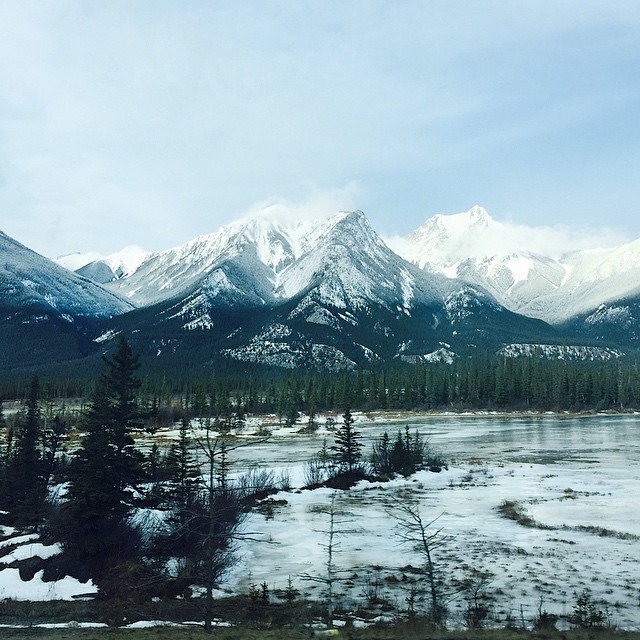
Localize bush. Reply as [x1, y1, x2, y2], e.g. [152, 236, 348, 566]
[303, 455, 327, 487]
[570, 589, 606, 628]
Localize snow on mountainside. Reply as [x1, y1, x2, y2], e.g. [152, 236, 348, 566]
[275, 210, 444, 310]
[55, 246, 149, 284]
[393, 205, 640, 325]
[107, 210, 445, 313]
[0, 231, 133, 318]
[106, 216, 310, 307]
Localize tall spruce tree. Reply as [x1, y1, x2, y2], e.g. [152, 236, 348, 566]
[166, 416, 202, 517]
[62, 337, 145, 582]
[332, 407, 363, 474]
[4, 378, 47, 524]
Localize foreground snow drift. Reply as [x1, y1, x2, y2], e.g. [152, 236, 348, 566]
[0, 568, 96, 601]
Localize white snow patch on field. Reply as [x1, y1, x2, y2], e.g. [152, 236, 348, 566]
[0, 533, 39, 549]
[0, 569, 97, 601]
[0, 542, 62, 564]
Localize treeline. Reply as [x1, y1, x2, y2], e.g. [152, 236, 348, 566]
[147, 355, 640, 418]
[2, 352, 640, 415]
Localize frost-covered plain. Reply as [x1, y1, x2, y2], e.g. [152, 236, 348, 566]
[220, 414, 640, 629]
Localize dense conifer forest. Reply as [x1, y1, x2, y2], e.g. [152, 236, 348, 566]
[2, 352, 639, 415]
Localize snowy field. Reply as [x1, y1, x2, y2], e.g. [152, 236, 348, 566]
[221, 413, 640, 629]
[1, 412, 638, 630]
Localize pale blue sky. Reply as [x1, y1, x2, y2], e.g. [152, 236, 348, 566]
[1, 1, 639, 257]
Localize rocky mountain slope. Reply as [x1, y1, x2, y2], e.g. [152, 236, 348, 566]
[0, 231, 133, 368]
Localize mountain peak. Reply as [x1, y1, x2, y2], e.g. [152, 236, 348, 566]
[468, 205, 490, 225]
[55, 245, 149, 278]
[435, 205, 492, 233]
[331, 209, 368, 227]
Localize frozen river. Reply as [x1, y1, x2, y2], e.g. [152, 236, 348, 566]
[228, 412, 640, 468]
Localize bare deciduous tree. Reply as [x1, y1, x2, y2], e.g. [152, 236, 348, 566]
[391, 498, 450, 625]
[302, 492, 360, 625]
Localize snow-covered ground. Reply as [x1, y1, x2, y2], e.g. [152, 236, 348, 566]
[1, 412, 638, 630]
[215, 413, 640, 629]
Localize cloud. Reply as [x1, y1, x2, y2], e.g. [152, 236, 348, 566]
[490, 221, 630, 258]
[238, 184, 363, 225]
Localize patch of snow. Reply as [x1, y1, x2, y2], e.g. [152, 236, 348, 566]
[128, 509, 172, 546]
[304, 308, 341, 329]
[0, 569, 97, 601]
[94, 329, 120, 343]
[184, 314, 214, 331]
[0, 533, 39, 550]
[2, 622, 109, 629]
[507, 255, 532, 284]
[499, 343, 625, 361]
[0, 542, 62, 565]
[584, 305, 633, 329]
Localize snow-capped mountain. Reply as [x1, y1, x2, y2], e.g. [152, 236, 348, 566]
[396, 205, 501, 273]
[105, 215, 308, 308]
[3, 203, 639, 375]
[218, 210, 446, 369]
[0, 230, 134, 368]
[55, 245, 149, 284]
[95, 210, 558, 370]
[1, 231, 133, 318]
[273, 210, 444, 309]
[394, 205, 640, 326]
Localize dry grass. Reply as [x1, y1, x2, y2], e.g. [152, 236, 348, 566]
[497, 500, 538, 528]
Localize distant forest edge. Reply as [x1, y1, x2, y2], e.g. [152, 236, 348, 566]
[2, 350, 640, 414]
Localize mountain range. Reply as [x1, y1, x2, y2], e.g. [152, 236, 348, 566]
[2, 206, 639, 377]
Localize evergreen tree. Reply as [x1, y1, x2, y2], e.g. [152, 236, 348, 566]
[62, 337, 145, 584]
[332, 407, 363, 474]
[4, 378, 47, 523]
[166, 416, 202, 514]
[370, 431, 392, 476]
[42, 414, 67, 487]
